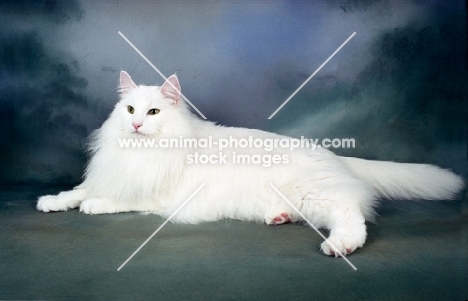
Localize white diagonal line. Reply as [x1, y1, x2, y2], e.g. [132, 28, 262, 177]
[268, 32, 356, 119]
[118, 31, 207, 119]
[117, 183, 206, 271]
[268, 183, 357, 271]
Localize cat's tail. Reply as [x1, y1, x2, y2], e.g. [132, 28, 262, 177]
[340, 157, 464, 200]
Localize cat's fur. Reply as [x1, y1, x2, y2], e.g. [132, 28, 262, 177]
[37, 71, 464, 256]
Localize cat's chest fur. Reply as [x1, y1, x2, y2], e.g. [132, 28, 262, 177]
[84, 121, 189, 203]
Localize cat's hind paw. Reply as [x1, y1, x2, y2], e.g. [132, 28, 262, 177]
[320, 233, 365, 257]
[265, 212, 292, 225]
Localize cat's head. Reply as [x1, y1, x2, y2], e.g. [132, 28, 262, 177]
[113, 71, 186, 137]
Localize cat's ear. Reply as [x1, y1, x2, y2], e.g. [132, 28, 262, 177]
[160, 75, 181, 104]
[119, 71, 137, 95]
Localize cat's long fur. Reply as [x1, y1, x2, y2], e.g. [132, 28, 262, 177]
[37, 71, 464, 256]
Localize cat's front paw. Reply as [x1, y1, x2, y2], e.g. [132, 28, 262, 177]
[37, 195, 67, 212]
[37, 189, 85, 212]
[79, 199, 118, 215]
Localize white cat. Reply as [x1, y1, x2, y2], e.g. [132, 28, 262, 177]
[37, 71, 464, 256]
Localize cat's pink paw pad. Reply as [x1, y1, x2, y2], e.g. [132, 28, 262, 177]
[269, 213, 291, 225]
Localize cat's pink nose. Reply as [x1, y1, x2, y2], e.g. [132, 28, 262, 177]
[132, 122, 142, 130]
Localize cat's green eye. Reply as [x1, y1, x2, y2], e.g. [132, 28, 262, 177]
[127, 106, 135, 114]
[148, 108, 160, 115]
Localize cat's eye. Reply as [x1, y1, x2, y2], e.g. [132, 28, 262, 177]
[127, 106, 135, 114]
[148, 108, 160, 115]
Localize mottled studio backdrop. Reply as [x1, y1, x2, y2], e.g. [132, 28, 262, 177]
[0, 0, 466, 185]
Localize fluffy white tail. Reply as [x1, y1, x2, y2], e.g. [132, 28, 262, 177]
[340, 157, 464, 200]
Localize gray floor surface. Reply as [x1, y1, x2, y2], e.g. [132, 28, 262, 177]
[1, 185, 467, 300]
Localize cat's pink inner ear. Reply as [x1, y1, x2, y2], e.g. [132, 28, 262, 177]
[161, 75, 181, 104]
[119, 71, 137, 95]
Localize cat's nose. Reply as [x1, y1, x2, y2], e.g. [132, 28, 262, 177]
[132, 122, 142, 130]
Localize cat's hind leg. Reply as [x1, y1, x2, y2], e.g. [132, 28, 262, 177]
[37, 188, 87, 212]
[301, 180, 373, 256]
[320, 207, 367, 257]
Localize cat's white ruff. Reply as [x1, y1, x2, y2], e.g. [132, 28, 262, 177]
[37, 71, 464, 256]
